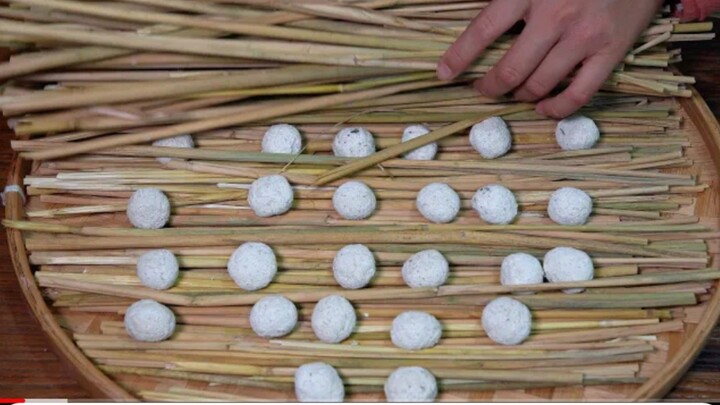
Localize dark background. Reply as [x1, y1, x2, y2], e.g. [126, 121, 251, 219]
[1, 25, 720, 400]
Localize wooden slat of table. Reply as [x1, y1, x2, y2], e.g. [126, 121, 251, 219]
[1, 26, 720, 401]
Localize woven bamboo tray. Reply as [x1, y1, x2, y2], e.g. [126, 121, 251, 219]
[4, 87, 720, 401]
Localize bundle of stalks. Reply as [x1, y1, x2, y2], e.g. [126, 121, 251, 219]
[1, 0, 719, 402]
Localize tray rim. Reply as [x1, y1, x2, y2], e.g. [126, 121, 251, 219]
[3, 88, 720, 402]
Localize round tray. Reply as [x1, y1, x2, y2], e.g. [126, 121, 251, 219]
[5, 88, 720, 401]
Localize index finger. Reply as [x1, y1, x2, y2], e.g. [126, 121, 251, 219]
[437, 0, 528, 81]
[536, 52, 620, 118]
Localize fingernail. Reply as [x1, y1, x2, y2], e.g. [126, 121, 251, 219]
[437, 63, 453, 81]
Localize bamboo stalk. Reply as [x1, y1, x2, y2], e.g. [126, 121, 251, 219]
[11, 0, 449, 51]
[3, 65, 401, 115]
[228, 0, 458, 36]
[0, 19, 453, 71]
[22, 80, 446, 161]
[36, 268, 716, 307]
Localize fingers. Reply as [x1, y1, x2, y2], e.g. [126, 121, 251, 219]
[536, 51, 620, 118]
[513, 39, 587, 102]
[475, 21, 560, 98]
[437, 0, 527, 81]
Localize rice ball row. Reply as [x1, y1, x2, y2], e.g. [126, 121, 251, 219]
[130, 240, 452, 293]
[122, 294, 442, 348]
[256, 114, 599, 161]
[121, 294, 538, 349]
[122, 297, 444, 362]
[148, 116, 598, 169]
[418, 183, 594, 225]
[295, 362, 438, 403]
[228, 242, 449, 292]
[248, 294, 445, 350]
[501, 247, 595, 294]
[133, 244, 594, 297]
[125, 181, 593, 231]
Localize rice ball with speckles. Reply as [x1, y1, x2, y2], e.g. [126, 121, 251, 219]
[136, 249, 179, 290]
[311, 295, 356, 344]
[227, 242, 277, 291]
[500, 253, 544, 294]
[555, 115, 600, 150]
[333, 127, 376, 158]
[470, 116, 512, 159]
[332, 244, 376, 289]
[332, 181, 376, 220]
[401, 249, 449, 288]
[402, 124, 437, 161]
[543, 247, 594, 294]
[384, 367, 438, 403]
[472, 184, 518, 225]
[248, 175, 294, 217]
[262, 124, 302, 154]
[124, 299, 176, 342]
[249, 295, 298, 338]
[481, 297, 532, 345]
[390, 311, 442, 350]
[295, 362, 345, 402]
[152, 134, 194, 164]
[548, 187, 592, 226]
[127, 188, 170, 229]
[416, 183, 460, 224]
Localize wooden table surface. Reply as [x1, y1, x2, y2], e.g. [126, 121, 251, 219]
[2, 28, 720, 402]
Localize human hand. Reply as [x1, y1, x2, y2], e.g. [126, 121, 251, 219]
[437, 0, 663, 118]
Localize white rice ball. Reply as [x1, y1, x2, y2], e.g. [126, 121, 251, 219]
[332, 127, 375, 158]
[127, 188, 170, 229]
[543, 247, 594, 294]
[401, 249, 449, 288]
[555, 115, 600, 150]
[248, 175, 294, 217]
[384, 367, 438, 403]
[416, 183, 460, 224]
[227, 242, 277, 291]
[402, 124, 437, 161]
[481, 297, 532, 346]
[332, 244, 376, 289]
[152, 134, 194, 164]
[311, 295, 357, 344]
[390, 311, 442, 350]
[295, 362, 345, 403]
[547, 187, 592, 226]
[136, 249, 179, 290]
[472, 184, 518, 225]
[249, 295, 298, 338]
[262, 124, 302, 154]
[470, 116, 512, 159]
[500, 253, 544, 294]
[124, 299, 176, 342]
[332, 181, 376, 220]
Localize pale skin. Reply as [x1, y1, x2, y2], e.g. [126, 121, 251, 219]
[437, 0, 664, 118]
